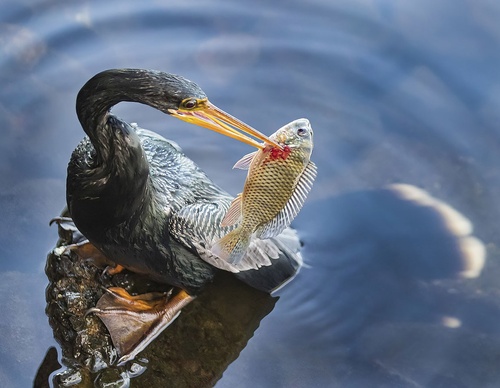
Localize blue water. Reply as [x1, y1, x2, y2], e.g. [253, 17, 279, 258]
[1, 0, 500, 387]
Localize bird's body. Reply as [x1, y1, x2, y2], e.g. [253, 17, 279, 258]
[68, 124, 216, 291]
[64, 68, 302, 363]
[67, 69, 302, 295]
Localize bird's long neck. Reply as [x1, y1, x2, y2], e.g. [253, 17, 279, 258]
[70, 70, 165, 231]
[76, 69, 167, 155]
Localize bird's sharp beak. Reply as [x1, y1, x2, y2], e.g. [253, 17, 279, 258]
[169, 100, 282, 150]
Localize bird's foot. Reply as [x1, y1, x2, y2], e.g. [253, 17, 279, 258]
[49, 216, 78, 231]
[87, 287, 195, 365]
[53, 237, 117, 270]
[103, 264, 126, 276]
[50, 216, 116, 268]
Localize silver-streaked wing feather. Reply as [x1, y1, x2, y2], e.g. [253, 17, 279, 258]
[169, 200, 300, 272]
[136, 126, 302, 278]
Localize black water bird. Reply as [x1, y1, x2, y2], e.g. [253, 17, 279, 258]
[60, 69, 302, 364]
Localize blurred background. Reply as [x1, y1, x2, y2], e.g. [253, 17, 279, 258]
[1, 0, 500, 387]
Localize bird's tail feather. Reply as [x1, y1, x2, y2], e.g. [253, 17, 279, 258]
[234, 227, 303, 293]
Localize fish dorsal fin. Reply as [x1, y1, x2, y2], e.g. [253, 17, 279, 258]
[220, 193, 243, 227]
[258, 161, 317, 239]
[233, 151, 258, 170]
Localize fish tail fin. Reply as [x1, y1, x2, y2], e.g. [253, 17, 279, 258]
[211, 228, 251, 265]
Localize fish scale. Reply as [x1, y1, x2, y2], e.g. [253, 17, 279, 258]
[242, 149, 308, 230]
[211, 118, 317, 265]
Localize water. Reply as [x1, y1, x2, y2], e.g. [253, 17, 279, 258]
[1, 0, 500, 386]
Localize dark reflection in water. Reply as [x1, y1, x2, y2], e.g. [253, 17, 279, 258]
[223, 185, 500, 387]
[285, 184, 485, 342]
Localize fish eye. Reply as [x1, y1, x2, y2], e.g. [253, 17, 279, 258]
[183, 99, 197, 109]
[297, 127, 307, 137]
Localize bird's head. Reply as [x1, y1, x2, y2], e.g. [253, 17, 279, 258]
[150, 71, 281, 149]
[78, 69, 281, 150]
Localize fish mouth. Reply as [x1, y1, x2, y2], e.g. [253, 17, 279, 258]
[169, 99, 281, 150]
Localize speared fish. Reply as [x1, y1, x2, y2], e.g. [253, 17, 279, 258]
[211, 118, 317, 264]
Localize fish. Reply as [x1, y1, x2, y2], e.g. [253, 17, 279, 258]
[211, 118, 317, 265]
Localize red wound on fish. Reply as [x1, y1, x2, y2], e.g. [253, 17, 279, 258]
[265, 145, 292, 160]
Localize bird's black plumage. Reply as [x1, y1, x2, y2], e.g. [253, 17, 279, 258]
[67, 68, 301, 294]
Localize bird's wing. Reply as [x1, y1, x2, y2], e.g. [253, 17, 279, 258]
[136, 126, 302, 285]
[137, 126, 229, 210]
[169, 200, 302, 275]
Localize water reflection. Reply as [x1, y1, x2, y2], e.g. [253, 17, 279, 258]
[39, 184, 494, 387]
[225, 185, 497, 387]
[288, 184, 485, 342]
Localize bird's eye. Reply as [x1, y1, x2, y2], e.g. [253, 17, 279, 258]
[297, 128, 307, 136]
[183, 99, 197, 109]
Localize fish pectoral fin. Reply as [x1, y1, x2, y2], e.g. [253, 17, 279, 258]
[233, 151, 257, 170]
[258, 161, 318, 239]
[220, 193, 243, 227]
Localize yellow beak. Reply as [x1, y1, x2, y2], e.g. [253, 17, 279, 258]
[169, 100, 281, 150]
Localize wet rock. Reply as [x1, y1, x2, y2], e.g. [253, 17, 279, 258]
[42, 211, 277, 387]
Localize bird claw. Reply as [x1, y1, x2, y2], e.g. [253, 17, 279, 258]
[49, 216, 74, 228]
[102, 264, 126, 277]
[87, 287, 193, 365]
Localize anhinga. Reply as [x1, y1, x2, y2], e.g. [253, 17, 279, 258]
[58, 69, 302, 364]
